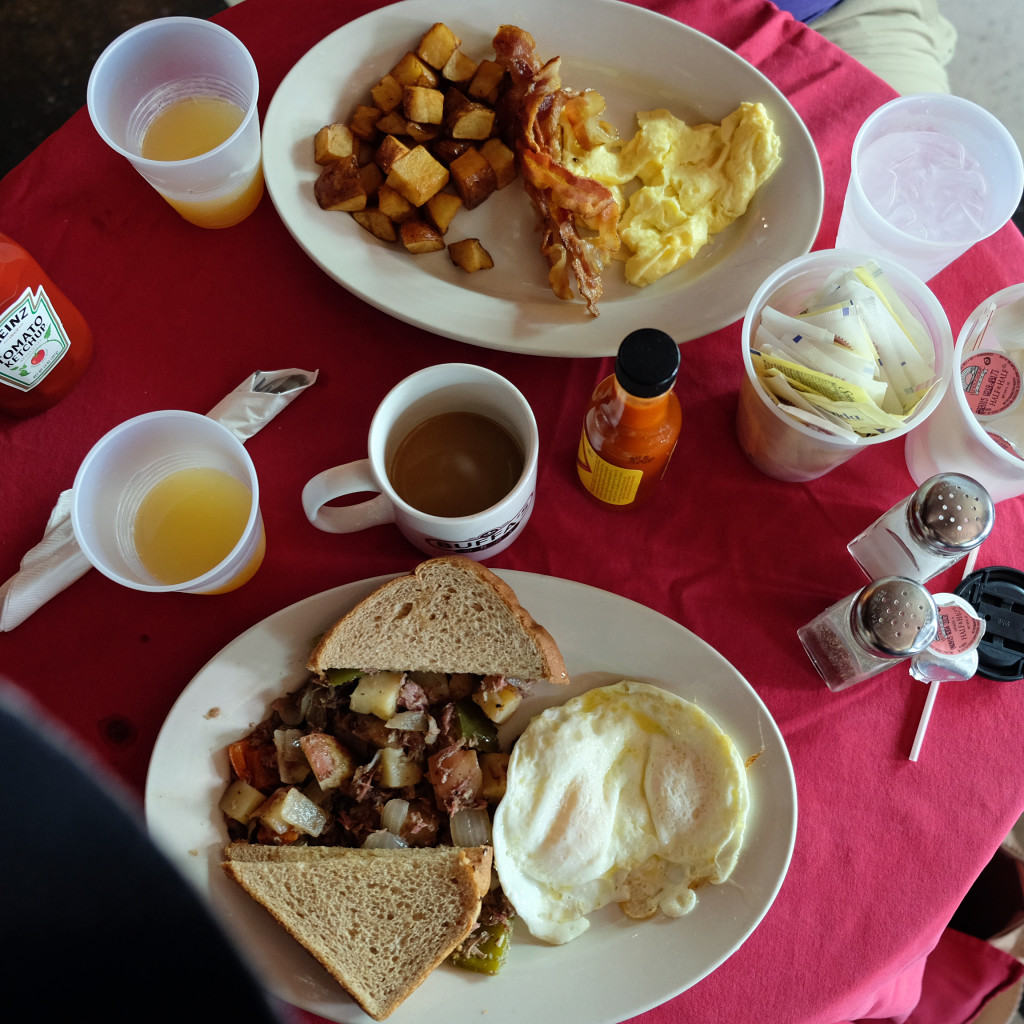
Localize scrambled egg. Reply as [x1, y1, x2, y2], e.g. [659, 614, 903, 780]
[564, 102, 782, 287]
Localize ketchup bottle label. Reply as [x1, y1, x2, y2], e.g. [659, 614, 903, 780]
[577, 429, 643, 505]
[0, 286, 72, 393]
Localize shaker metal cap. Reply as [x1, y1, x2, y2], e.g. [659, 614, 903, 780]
[909, 473, 995, 555]
[851, 576, 939, 657]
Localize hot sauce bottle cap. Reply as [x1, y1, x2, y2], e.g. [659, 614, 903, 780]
[614, 329, 680, 398]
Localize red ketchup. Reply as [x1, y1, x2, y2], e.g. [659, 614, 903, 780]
[0, 232, 93, 417]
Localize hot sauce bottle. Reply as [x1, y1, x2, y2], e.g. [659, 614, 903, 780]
[577, 328, 682, 508]
[0, 232, 93, 417]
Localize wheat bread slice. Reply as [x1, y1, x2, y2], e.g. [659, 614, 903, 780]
[307, 556, 568, 684]
[222, 844, 493, 1020]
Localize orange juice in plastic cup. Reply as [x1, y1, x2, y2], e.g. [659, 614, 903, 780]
[87, 17, 264, 229]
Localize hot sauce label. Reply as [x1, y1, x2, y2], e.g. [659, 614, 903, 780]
[960, 351, 1021, 419]
[0, 286, 71, 392]
[577, 430, 643, 505]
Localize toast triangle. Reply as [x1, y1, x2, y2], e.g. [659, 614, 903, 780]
[307, 556, 568, 684]
[222, 843, 492, 1020]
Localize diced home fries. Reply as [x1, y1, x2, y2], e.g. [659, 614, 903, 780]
[312, 22, 511, 269]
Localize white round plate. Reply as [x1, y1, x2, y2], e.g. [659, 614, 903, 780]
[145, 571, 796, 1024]
[261, 0, 823, 356]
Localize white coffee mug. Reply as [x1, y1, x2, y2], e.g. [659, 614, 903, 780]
[302, 363, 538, 559]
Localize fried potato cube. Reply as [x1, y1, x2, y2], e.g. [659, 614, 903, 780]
[467, 59, 505, 102]
[442, 86, 471, 121]
[357, 160, 384, 200]
[425, 191, 462, 234]
[298, 733, 356, 790]
[375, 110, 410, 137]
[374, 133, 411, 174]
[442, 49, 477, 84]
[313, 123, 356, 165]
[449, 147, 497, 210]
[400, 219, 446, 254]
[380, 747, 423, 788]
[479, 137, 517, 188]
[386, 144, 450, 207]
[472, 682, 523, 724]
[349, 104, 382, 141]
[448, 237, 494, 273]
[391, 51, 438, 88]
[350, 670, 405, 720]
[370, 73, 404, 113]
[377, 183, 417, 223]
[352, 208, 397, 242]
[417, 22, 462, 69]
[313, 158, 367, 211]
[405, 121, 440, 144]
[431, 138, 474, 167]
[479, 752, 510, 803]
[449, 103, 496, 141]
[219, 778, 265, 824]
[403, 85, 444, 125]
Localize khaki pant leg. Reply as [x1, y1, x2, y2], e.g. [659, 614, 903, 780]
[810, 0, 958, 95]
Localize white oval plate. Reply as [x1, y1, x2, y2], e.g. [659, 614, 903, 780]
[145, 571, 797, 1024]
[261, 0, 824, 357]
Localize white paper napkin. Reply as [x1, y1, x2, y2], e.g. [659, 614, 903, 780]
[0, 368, 318, 631]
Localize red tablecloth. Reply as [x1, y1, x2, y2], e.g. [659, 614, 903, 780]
[2, 0, 1024, 1022]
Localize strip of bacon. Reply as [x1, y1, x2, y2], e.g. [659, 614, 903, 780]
[492, 25, 619, 317]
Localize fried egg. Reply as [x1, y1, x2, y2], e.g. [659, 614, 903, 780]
[492, 680, 749, 944]
[565, 102, 781, 287]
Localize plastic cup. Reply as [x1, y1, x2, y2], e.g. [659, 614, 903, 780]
[905, 284, 1024, 503]
[836, 94, 1023, 283]
[71, 410, 265, 594]
[87, 17, 264, 229]
[736, 249, 953, 482]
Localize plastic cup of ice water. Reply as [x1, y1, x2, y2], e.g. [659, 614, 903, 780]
[836, 94, 1023, 282]
[71, 410, 265, 594]
[736, 249, 953, 482]
[905, 284, 1024, 503]
[87, 17, 264, 228]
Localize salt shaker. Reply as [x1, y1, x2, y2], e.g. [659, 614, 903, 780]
[847, 473, 994, 583]
[798, 576, 939, 692]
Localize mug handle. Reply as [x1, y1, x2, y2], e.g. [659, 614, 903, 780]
[301, 460, 397, 534]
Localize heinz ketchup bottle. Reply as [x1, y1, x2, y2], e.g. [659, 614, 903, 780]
[576, 328, 682, 508]
[0, 233, 93, 417]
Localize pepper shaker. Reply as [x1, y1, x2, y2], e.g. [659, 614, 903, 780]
[798, 576, 939, 692]
[847, 473, 994, 583]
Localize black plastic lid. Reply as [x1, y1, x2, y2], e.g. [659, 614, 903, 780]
[953, 566, 1024, 681]
[614, 329, 680, 398]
